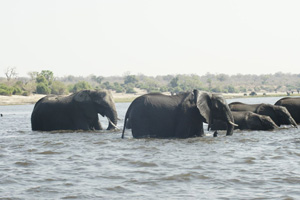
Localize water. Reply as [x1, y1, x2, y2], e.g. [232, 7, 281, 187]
[1, 97, 300, 199]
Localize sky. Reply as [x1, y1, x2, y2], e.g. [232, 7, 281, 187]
[1, 0, 300, 78]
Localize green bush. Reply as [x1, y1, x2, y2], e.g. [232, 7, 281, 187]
[0, 88, 12, 95]
[70, 81, 92, 93]
[227, 85, 236, 93]
[126, 87, 137, 94]
[159, 86, 168, 93]
[0, 84, 13, 95]
[112, 82, 125, 93]
[211, 86, 221, 93]
[51, 81, 67, 95]
[36, 83, 51, 94]
[12, 86, 22, 95]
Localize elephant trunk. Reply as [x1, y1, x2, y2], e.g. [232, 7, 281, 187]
[262, 117, 279, 130]
[225, 107, 237, 136]
[290, 117, 298, 128]
[106, 107, 118, 130]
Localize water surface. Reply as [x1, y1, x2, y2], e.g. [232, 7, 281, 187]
[0, 97, 300, 199]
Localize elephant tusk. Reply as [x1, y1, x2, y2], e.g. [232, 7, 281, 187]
[229, 121, 239, 127]
[290, 118, 298, 128]
[107, 118, 119, 130]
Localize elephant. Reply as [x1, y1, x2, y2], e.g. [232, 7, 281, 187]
[31, 90, 118, 131]
[211, 111, 279, 131]
[229, 102, 297, 128]
[121, 90, 237, 138]
[275, 97, 300, 124]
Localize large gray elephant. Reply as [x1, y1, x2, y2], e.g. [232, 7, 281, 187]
[275, 97, 300, 124]
[31, 90, 118, 131]
[229, 102, 297, 128]
[121, 90, 237, 138]
[211, 111, 279, 131]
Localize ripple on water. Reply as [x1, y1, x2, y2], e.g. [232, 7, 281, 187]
[160, 172, 210, 182]
[37, 151, 61, 155]
[243, 156, 256, 164]
[14, 161, 35, 167]
[128, 160, 158, 167]
[103, 186, 134, 193]
[61, 195, 78, 199]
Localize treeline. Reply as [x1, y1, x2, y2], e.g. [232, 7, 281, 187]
[1, 69, 300, 96]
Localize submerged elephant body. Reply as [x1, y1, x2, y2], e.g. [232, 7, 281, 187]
[229, 102, 297, 128]
[122, 90, 236, 138]
[211, 111, 279, 131]
[31, 90, 118, 131]
[275, 97, 300, 124]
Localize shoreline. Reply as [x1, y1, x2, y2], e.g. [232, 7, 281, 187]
[0, 93, 142, 106]
[0, 92, 298, 106]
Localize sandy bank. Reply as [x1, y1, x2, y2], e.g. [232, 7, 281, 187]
[0, 94, 46, 106]
[0, 91, 293, 106]
[0, 92, 143, 106]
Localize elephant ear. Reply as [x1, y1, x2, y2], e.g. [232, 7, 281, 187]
[257, 104, 276, 119]
[74, 90, 91, 102]
[90, 90, 109, 104]
[194, 90, 212, 124]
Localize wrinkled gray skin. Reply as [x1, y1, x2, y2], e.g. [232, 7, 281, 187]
[211, 111, 279, 131]
[31, 90, 118, 131]
[229, 102, 297, 128]
[275, 97, 300, 124]
[122, 90, 236, 138]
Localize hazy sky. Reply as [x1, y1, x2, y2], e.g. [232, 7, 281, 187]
[1, 0, 300, 77]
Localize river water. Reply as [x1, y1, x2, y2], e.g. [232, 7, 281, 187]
[0, 96, 299, 199]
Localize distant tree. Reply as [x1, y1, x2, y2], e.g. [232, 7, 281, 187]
[40, 70, 54, 85]
[139, 77, 161, 93]
[178, 75, 204, 91]
[124, 75, 138, 85]
[261, 75, 269, 85]
[65, 75, 77, 82]
[35, 72, 49, 94]
[159, 86, 168, 92]
[70, 81, 92, 93]
[0, 83, 13, 95]
[170, 76, 179, 88]
[207, 79, 212, 91]
[126, 87, 137, 94]
[239, 86, 247, 93]
[36, 75, 48, 84]
[211, 86, 221, 93]
[113, 82, 125, 93]
[51, 81, 67, 95]
[102, 81, 113, 90]
[28, 71, 39, 81]
[23, 81, 36, 95]
[217, 74, 228, 82]
[4, 67, 18, 81]
[227, 85, 236, 93]
[91, 75, 104, 85]
[275, 72, 284, 77]
[36, 83, 51, 94]
[125, 83, 137, 93]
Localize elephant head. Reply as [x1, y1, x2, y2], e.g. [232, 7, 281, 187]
[194, 90, 237, 136]
[246, 112, 279, 130]
[74, 90, 118, 130]
[258, 104, 297, 128]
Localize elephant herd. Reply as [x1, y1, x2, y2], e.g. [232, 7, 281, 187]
[31, 89, 300, 138]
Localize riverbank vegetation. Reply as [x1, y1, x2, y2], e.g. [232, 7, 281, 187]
[1, 68, 300, 97]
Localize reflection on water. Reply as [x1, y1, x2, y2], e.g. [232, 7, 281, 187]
[1, 97, 300, 199]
